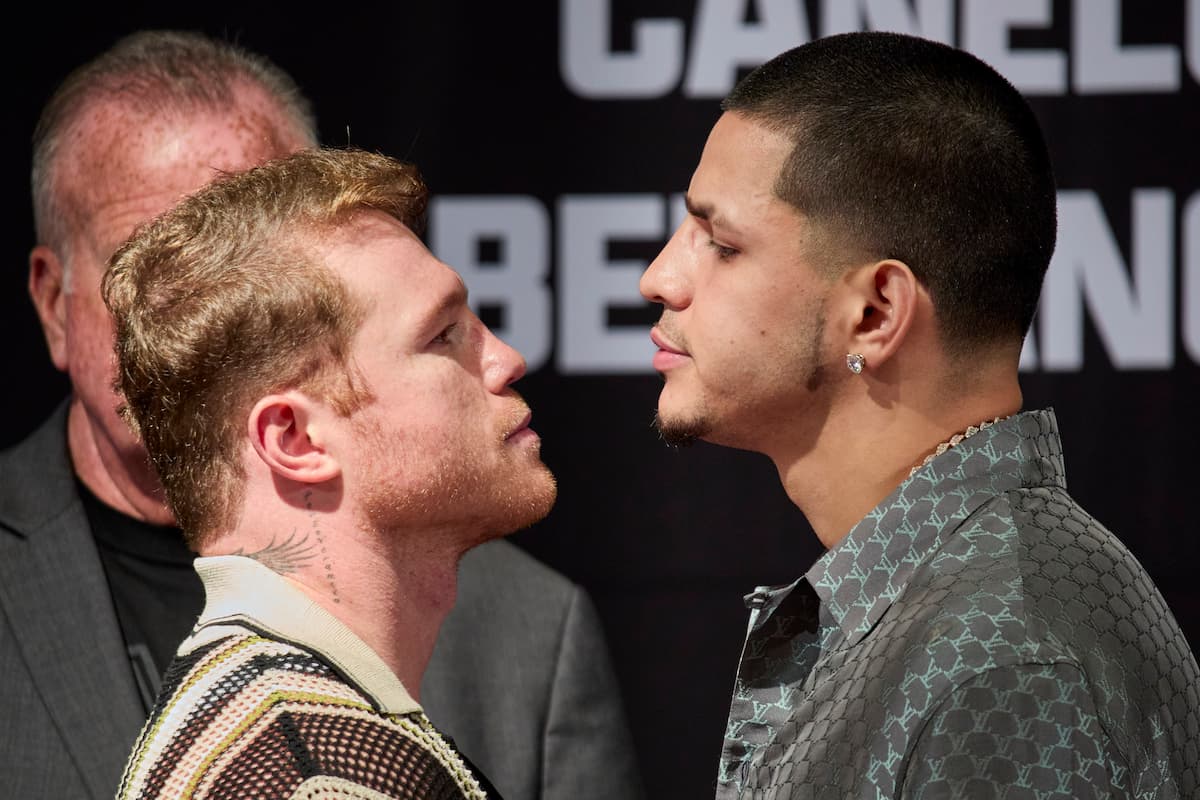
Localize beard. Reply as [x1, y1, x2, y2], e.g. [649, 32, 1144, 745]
[353, 416, 557, 553]
[653, 409, 710, 448]
[651, 305, 829, 451]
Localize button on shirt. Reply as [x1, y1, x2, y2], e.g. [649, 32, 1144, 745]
[716, 409, 1200, 799]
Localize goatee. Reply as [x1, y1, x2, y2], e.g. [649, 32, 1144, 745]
[653, 411, 709, 448]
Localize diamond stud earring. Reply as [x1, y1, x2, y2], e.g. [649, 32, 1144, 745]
[846, 353, 866, 374]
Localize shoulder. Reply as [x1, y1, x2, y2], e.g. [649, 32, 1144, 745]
[900, 481, 1165, 647]
[1000, 482, 1171, 663]
[147, 631, 377, 745]
[867, 491, 1088, 701]
[911, 483, 1151, 652]
[0, 403, 69, 473]
[162, 629, 352, 708]
[893, 485, 1198, 780]
[1007, 483, 1147, 590]
[131, 631, 488, 800]
[0, 404, 75, 530]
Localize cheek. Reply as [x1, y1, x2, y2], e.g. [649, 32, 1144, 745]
[389, 371, 487, 435]
[701, 290, 823, 379]
[692, 286, 760, 359]
[64, 272, 115, 335]
[427, 361, 489, 408]
[63, 294, 120, 392]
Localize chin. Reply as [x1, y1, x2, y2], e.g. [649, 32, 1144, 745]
[653, 405, 711, 448]
[473, 465, 558, 542]
[511, 466, 558, 530]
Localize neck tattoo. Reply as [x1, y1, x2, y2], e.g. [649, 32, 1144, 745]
[908, 416, 1010, 478]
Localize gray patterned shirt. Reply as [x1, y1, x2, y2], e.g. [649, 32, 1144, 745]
[717, 410, 1199, 799]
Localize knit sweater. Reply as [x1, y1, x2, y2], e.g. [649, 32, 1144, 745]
[117, 556, 491, 800]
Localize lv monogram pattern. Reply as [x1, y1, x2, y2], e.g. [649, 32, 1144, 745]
[717, 410, 1200, 799]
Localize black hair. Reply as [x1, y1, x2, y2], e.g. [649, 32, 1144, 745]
[724, 32, 1056, 352]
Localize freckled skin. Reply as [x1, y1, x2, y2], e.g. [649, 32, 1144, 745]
[329, 214, 557, 546]
[42, 84, 311, 523]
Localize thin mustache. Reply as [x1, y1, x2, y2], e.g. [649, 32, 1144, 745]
[501, 397, 532, 439]
[654, 317, 688, 352]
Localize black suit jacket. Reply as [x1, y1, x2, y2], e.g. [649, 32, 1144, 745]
[0, 407, 643, 799]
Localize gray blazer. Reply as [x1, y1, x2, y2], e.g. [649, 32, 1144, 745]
[0, 406, 643, 800]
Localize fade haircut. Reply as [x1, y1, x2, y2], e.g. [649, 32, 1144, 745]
[32, 29, 318, 262]
[723, 32, 1057, 353]
[102, 148, 428, 548]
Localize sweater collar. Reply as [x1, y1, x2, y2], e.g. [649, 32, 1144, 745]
[193, 554, 421, 716]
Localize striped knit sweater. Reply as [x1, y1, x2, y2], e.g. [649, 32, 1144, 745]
[117, 556, 491, 800]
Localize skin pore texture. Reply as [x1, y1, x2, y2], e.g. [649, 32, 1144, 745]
[28, 84, 310, 526]
[640, 112, 1023, 548]
[203, 212, 557, 696]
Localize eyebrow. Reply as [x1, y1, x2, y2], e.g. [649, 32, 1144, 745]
[414, 278, 469, 337]
[684, 194, 741, 236]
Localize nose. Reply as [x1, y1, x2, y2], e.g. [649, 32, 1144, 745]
[482, 324, 527, 392]
[640, 220, 692, 311]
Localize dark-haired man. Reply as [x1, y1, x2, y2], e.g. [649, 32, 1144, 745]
[641, 32, 1199, 798]
[2, 30, 640, 800]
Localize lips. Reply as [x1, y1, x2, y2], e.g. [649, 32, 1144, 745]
[505, 409, 532, 440]
[650, 327, 691, 372]
[650, 327, 687, 356]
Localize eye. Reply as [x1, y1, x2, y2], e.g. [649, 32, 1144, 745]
[707, 239, 738, 261]
[430, 323, 457, 346]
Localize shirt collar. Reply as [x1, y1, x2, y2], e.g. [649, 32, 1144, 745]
[801, 408, 1065, 648]
[192, 554, 421, 716]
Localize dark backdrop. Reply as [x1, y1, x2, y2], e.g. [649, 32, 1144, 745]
[3, 3, 1197, 799]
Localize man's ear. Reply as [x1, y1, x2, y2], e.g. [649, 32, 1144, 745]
[29, 245, 69, 372]
[839, 259, 924, 373]
[248, 393, 341, 484]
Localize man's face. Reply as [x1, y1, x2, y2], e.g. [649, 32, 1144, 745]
[327, 213, 556, 544]
[639, 112, 838, 455]
[46, 97, 309, 477]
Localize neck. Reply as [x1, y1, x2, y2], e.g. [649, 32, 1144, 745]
[210, 496, 461, 701]
[774, 379, 1022, 549]
[67, 398, 175, 525]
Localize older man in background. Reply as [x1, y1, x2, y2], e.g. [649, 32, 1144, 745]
[0, 30, 640, 800]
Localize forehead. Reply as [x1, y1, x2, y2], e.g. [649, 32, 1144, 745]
[690, 112, 793, 208]
[57, 93, 307, 244]
[693, 113, 847, 269]
[320, 212, 464, 323]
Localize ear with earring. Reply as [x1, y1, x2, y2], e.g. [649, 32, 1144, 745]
[845, 353, 866, 374]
